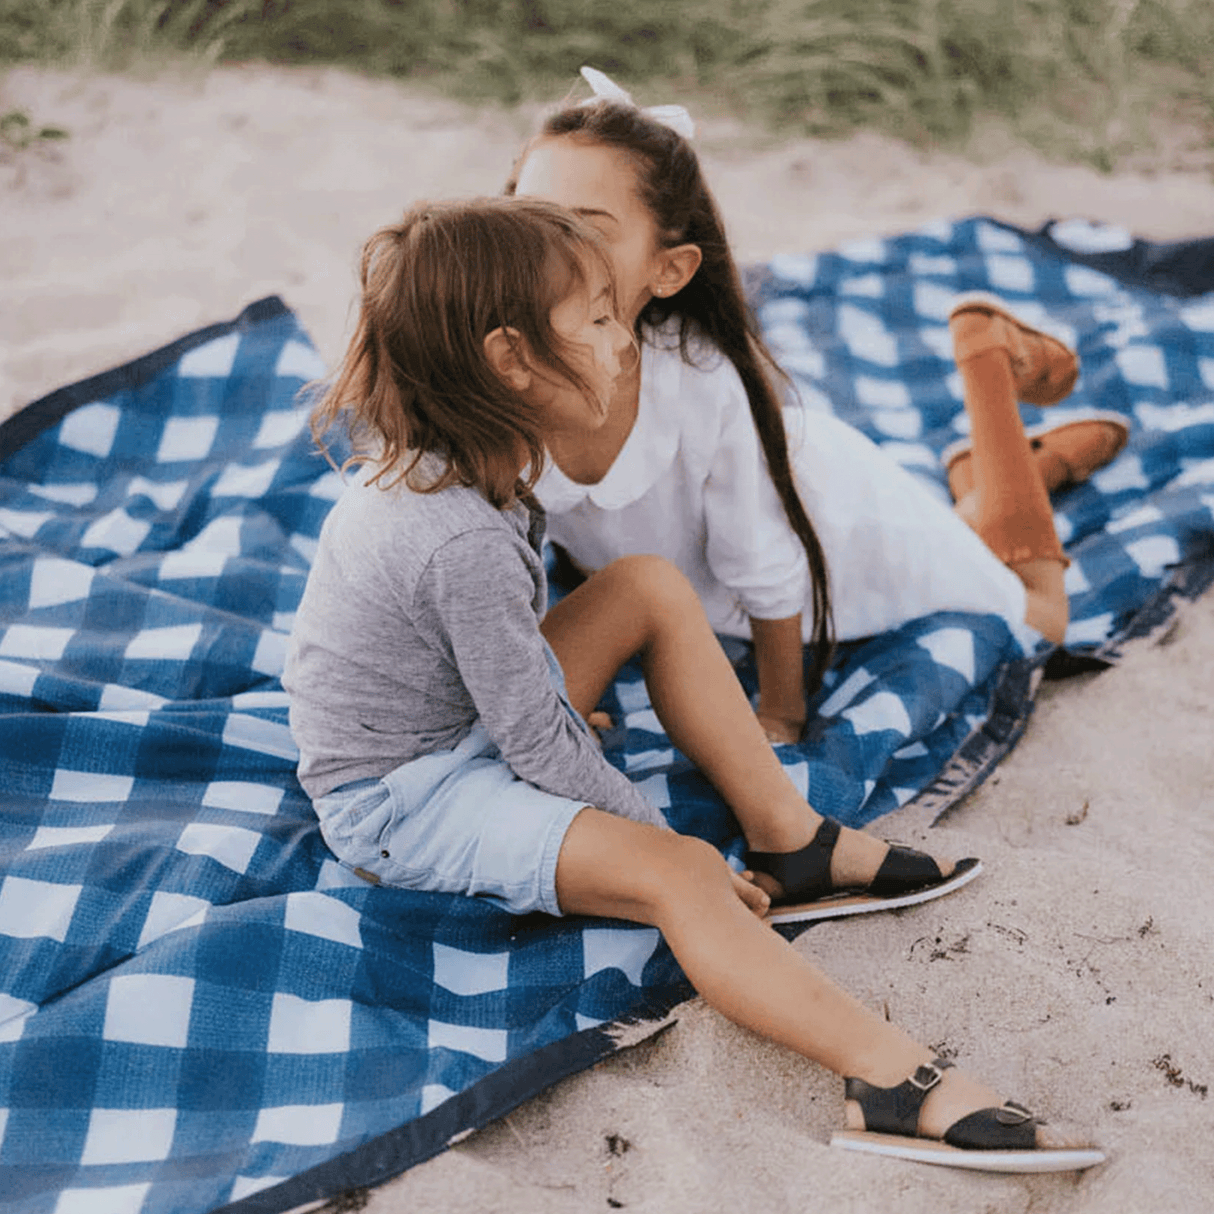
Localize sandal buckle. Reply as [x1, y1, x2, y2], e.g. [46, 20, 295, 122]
[995, 1101, 1035, 1125]
[909, 1063, 944, 1092]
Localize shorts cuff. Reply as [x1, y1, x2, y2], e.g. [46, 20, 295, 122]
[536, 802, 588, 917]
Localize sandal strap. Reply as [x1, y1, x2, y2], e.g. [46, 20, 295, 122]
[942, 1101, 1040, 1151]
[868, 843, 945, 897]
[846, 1061, 1044, 1150]
[747, 823, 948, 907]
[745, 817, 839, 904]
[843, 1058, 954, 1137]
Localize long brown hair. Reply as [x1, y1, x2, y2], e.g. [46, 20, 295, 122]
[312, 196, 612, 509]
[506, 99, 835, 687]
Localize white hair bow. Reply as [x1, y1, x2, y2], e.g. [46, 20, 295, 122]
[579, 66, 696, 141]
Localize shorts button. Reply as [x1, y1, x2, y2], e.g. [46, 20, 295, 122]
[380, 849, 390, 858]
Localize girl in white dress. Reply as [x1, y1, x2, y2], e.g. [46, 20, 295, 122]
[506, 72, 1128, 922]
[508, 73, 1127, 759]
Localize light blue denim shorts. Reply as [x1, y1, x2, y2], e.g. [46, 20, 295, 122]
[312, 647, 588, 917]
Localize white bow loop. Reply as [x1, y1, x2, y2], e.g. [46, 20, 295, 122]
[578, 66, 696, 141]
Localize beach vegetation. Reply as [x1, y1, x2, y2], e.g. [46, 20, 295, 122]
[0, 0, 1211, 167]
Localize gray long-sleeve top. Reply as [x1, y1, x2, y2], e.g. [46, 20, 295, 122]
[283, 468, 663, 828]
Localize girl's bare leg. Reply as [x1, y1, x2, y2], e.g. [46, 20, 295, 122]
[541, 555, 957, 887]
[555, 807, 1076, 1145]
[951, 343, 1070, 643]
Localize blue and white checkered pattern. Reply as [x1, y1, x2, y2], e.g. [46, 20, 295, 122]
[1, 217, 1212, 1213]
[751, 217, 1214, 654]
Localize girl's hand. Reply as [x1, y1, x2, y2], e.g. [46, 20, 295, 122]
[732, 869, 771, 918]
[757, 712, 805, 746]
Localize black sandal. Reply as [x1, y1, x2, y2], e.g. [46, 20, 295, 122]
[745, 818, 982, 924]
[832, 1057, 1106, 1172]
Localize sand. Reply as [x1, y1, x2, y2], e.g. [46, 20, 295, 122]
[3, 62, 1213, 1214]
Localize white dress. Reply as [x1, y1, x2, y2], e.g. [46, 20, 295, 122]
[535, 325, 1029, 646]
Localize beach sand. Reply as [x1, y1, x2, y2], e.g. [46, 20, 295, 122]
[3, 63, 1213, 1214]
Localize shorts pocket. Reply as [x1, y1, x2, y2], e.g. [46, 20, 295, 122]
[318, 778, 459, 892]
[316, 782, 393, 869]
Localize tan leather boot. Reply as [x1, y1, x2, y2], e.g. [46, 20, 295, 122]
[949, 294, 1079, 406]
[945, 414, 1130, 501]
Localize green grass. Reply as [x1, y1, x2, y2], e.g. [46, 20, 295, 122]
[2, 0, 1212, 167]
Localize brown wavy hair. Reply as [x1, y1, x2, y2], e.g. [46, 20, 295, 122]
[311, 196, 613, 509]
[505, 100, 835, 688]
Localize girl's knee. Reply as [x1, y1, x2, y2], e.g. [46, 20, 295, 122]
[647, 832, 736, 907]
[556, 811, 733, 923]
[600, 554, 700, 619]
[672, 831, 731, 873]
[603, 553, 689, 592]
[607, 829, 735, 918]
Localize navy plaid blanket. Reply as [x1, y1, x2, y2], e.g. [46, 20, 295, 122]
[2, 217, 1212, 1213]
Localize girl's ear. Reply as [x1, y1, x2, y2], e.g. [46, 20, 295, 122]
[651, 243, 702, 299]
[483, 327, 533, 393]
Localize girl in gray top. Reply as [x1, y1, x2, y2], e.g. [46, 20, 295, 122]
[283, 197, 1100, 1170]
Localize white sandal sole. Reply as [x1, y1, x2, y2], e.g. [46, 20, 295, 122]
[831, 1129, 1106, 1172]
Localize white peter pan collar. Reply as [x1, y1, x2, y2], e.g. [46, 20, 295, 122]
[537, 325, 687, 512]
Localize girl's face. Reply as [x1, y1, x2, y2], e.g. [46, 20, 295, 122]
[526, 258, 633, 438]
[514, 138, 669, 329]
